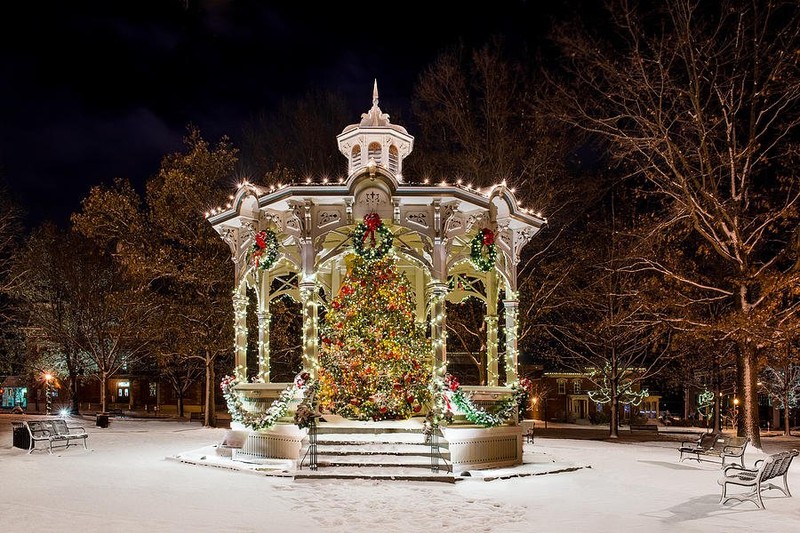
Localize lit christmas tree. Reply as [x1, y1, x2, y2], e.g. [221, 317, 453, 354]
[317, 254, 432, 420]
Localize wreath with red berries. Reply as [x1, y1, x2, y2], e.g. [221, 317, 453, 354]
[470, 228, 498, 272]
[352, 213, 393, 261]
[249, 229, 279, 271]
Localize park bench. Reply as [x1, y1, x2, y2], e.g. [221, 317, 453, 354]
[630, 424, 658, 432]
[678, 433, 748, 467]
[718, 449, 798, 509]
[25, 419, 88, 454]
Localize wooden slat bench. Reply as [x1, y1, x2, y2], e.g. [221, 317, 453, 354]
[718, 449, 798, 509]
[678, 433, 748, 467]
[25, 419, 89, 454]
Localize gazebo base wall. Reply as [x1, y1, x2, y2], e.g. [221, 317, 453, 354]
[441, 425, 523, 473]
[232, 422, 307, 461]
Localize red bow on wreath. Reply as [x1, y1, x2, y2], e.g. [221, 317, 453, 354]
[254, 231, 267, 249]
[363, 213, 382, 247]
[482, 228, 495, 246]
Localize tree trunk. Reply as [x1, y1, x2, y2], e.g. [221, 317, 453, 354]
[177, 393, 184, 418]
[683, 386, 690, 419]
[69, 377, 80, 415]
[608, 387, 619, 439]
[204, 356, 217, 427]
[784, 391, 791, 437]
[712, 380, 721, 433]
[100, 374, 108, 413]
[736, 343, 762, 448]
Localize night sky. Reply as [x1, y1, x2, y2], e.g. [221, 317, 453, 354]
[0, 0, 570, 229]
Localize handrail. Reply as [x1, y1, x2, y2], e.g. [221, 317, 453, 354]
[299, 415, 318, 471]
[429, 427, 452, 474]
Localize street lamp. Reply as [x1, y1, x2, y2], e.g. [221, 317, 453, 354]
[44, 373, 53, 415]
[733, 398, 740, 431]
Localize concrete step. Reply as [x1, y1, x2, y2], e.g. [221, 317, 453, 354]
[314, 433, 438, 446]
[316, 454, 443, 468]
[293, 465, 456, 483]
[310, 442, 447, 456]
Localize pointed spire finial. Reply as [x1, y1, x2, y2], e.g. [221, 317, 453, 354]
[373, 79, 379, 107]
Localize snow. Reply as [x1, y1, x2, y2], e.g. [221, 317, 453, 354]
[1, 414, 799, 532]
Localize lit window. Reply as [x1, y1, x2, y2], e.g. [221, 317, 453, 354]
[368, 142, 381, 164]
[558, 380, 566, 395]
[573, 380, 581, 394]
[388, 145, 399, 172]
[351, 145, 361, 171]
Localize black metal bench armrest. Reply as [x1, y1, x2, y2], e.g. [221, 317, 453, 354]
[723, 463, 754, 474]
[722, 445, 745, 456]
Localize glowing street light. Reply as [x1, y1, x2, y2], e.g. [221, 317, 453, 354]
[44, 373, 54, 415]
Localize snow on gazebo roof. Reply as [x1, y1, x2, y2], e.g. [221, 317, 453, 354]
[206, 80, 546, 232]
[206, 82, 546, 292]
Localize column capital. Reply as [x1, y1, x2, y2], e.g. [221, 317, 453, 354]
[427, 280, 449, 297]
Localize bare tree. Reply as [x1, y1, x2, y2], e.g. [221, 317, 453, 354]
[0, 181, 25, 375]
[72, 126, 236, 426]
[410, 40, 602, 379]
[12, 225, 89, 413]
[545, 189, 673, 438]
[760, 339, 800, 436]
[548, 0, 800, 448]
[240, 89, 350, 181]
[446, 298, 488, 385]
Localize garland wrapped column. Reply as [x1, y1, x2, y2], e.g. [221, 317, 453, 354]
[503, 298, 519, 384]
[256, 310, 271, 382]
[428, 281, 449, 380]
[232, 289, 249, 380]
[485, 271, 500, 386]
[299, 229, 319, 377]
[300, 279, 319, 377]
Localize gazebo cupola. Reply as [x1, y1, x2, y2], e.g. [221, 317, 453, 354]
[336, 80, 414, 179]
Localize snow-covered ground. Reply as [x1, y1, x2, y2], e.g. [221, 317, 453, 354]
[1, 414, 798, 532]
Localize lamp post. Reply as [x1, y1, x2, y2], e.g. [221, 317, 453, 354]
[733, 398, 740, 432]
[44, 373, 53, 415]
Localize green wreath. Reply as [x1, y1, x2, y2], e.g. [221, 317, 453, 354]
[470, 228, 497, 272]
[250, 229, 279, 271]
[352, 213, 393, 261]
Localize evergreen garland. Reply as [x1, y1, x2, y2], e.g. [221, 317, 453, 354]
[220, 371, 314, 431]
[352, 213, 393, 261]
[470, 228, 498, 272]
[249, 229, 279, 271]
[437, 373, 531, 428]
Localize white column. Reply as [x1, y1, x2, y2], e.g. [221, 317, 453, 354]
[232, 288, 249, 380]
[257, 310, 271, 382]
[298, 228, 319, 376]
[485, 272, 499, 386]
[300, 280, 319, 375]
[503, 298, 519, 384]
[428, 281, 449, 380]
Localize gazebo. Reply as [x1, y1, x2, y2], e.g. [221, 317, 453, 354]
[207, 82, 546, 472]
